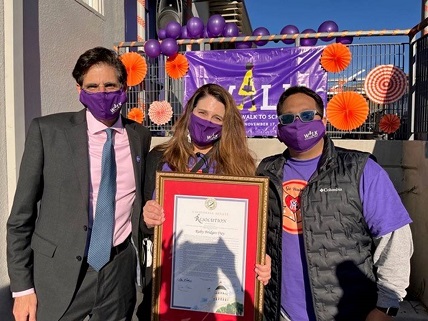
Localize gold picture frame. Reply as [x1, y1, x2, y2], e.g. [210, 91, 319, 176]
[151, 172, 269, 321]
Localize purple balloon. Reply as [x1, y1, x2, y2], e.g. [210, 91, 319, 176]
[252, 27, 270, 46]
[157, 29, 166, 40]
[280, 25, 299, 45]
[181, 25, 189, 39]
[207, 28, 217, 38]
[186, 17, 204, 38]
[336, 30, 353, 44]
[318, 20, 339, 42]
[207, 14, 226, 37]
[160, 38, 178, 57]
[235, 34, 252, 49]
[165, 21, 182, 39]
[300, 29, 317, 46]
[144, 39, 161, 58]
[235, 41, 252, 49]
[222, 22, 239, 37]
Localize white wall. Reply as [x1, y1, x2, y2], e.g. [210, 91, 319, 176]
[37, 0, 126, 117]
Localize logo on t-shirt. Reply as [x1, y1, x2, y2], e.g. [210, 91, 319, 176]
[282, 179, 307, 235]
[319, 187, 343, 192]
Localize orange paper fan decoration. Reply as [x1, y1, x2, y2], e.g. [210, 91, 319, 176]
[120, 52, 147, 86]
[379, 114, 400, 134]
[165, 53, 189, 79]
[148, 101, 173, 125]
[127, 107, 144, 124]
[327, 91, 368, 131]
[320, 43, 352, 73]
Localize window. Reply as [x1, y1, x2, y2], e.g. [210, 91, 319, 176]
[81, 0, 104, 15]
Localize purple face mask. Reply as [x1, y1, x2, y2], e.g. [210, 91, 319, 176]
[188, 113, 222, 147]
[277, 119, 325, 153]
[80, 89, 127, 122]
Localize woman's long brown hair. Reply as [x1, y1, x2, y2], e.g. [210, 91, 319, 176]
[155, 83, 256, 176]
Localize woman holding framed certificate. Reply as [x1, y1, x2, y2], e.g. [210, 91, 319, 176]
[138, 83, 271, 321]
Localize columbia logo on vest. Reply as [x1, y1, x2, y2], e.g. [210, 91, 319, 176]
[319, 187, 343, 192]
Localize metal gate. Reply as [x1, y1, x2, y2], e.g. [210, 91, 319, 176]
[118, 29, 418, 140]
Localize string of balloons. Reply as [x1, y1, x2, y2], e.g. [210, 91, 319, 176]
[143, 16, 353, 58]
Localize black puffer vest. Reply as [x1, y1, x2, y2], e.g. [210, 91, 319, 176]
[257, 137, 377, 321]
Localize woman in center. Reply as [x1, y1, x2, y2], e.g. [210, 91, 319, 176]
[139, 83, 271, 318]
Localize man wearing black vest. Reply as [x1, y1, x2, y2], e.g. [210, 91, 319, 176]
[257, 86, 413, 321]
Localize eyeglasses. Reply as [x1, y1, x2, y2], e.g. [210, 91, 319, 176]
[278, 110, 322, 125]
[82, 83, 121, 93]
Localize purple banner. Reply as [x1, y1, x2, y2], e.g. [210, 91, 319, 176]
[184, 47, 327, 137]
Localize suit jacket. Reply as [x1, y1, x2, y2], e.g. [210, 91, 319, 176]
[6, 109, 151, 320]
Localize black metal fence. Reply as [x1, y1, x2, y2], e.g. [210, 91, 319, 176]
[326, 43, 408, 140]
[122, 54, 184, 136]
[413, 33, 428, 140]
[118, 26, 428, 140]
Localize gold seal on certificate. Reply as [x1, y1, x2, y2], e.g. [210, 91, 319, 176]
[205, 197, 217, 210]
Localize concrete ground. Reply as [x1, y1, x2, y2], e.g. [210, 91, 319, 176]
[396, 300, 428, 320]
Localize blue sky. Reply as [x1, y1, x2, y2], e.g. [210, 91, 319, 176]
[246, 0, 421, 45]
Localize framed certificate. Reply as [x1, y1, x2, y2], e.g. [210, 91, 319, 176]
[151, 172, 269, 321]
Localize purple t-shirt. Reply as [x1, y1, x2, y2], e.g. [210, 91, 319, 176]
[280, 156, 412, 321]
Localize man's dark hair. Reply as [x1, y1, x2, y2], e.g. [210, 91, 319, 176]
[72, 47, 127, 87]
[276, 86, 324, 116]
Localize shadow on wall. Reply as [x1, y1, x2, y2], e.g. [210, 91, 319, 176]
[0, 286, 14, 321]
[24, 0, 42, 129]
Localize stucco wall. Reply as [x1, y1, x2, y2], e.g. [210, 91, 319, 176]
[0, 1, 14, 320]
[401, 141, 428, 307]
[31, 0, 125, 119]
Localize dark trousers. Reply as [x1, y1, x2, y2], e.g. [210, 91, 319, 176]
[59, 241, 136, 321]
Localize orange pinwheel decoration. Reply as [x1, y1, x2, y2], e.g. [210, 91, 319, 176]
[165, 53, 189, 79]
[320, 43, 352, 73]
[127, 107, 144, 124]
[327, 91, 368, 131]
[379, 114, 400, 134]
[148, 101, 173, 125]
[120, 52, 147, 86]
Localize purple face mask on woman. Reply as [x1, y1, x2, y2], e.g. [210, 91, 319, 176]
[188, 113, 223, 147]
[80, 89, 127, 122]
[277, 119, 326, 153]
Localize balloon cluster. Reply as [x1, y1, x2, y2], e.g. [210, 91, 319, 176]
[250, 20, 353, 47]
[144, 15, 242, 58]
[143, 18, 354, 56]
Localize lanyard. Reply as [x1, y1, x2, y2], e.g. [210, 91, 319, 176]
[190, 150, 213, 173]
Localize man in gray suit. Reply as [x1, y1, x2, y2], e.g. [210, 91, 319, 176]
[7, 47, 151, 321]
